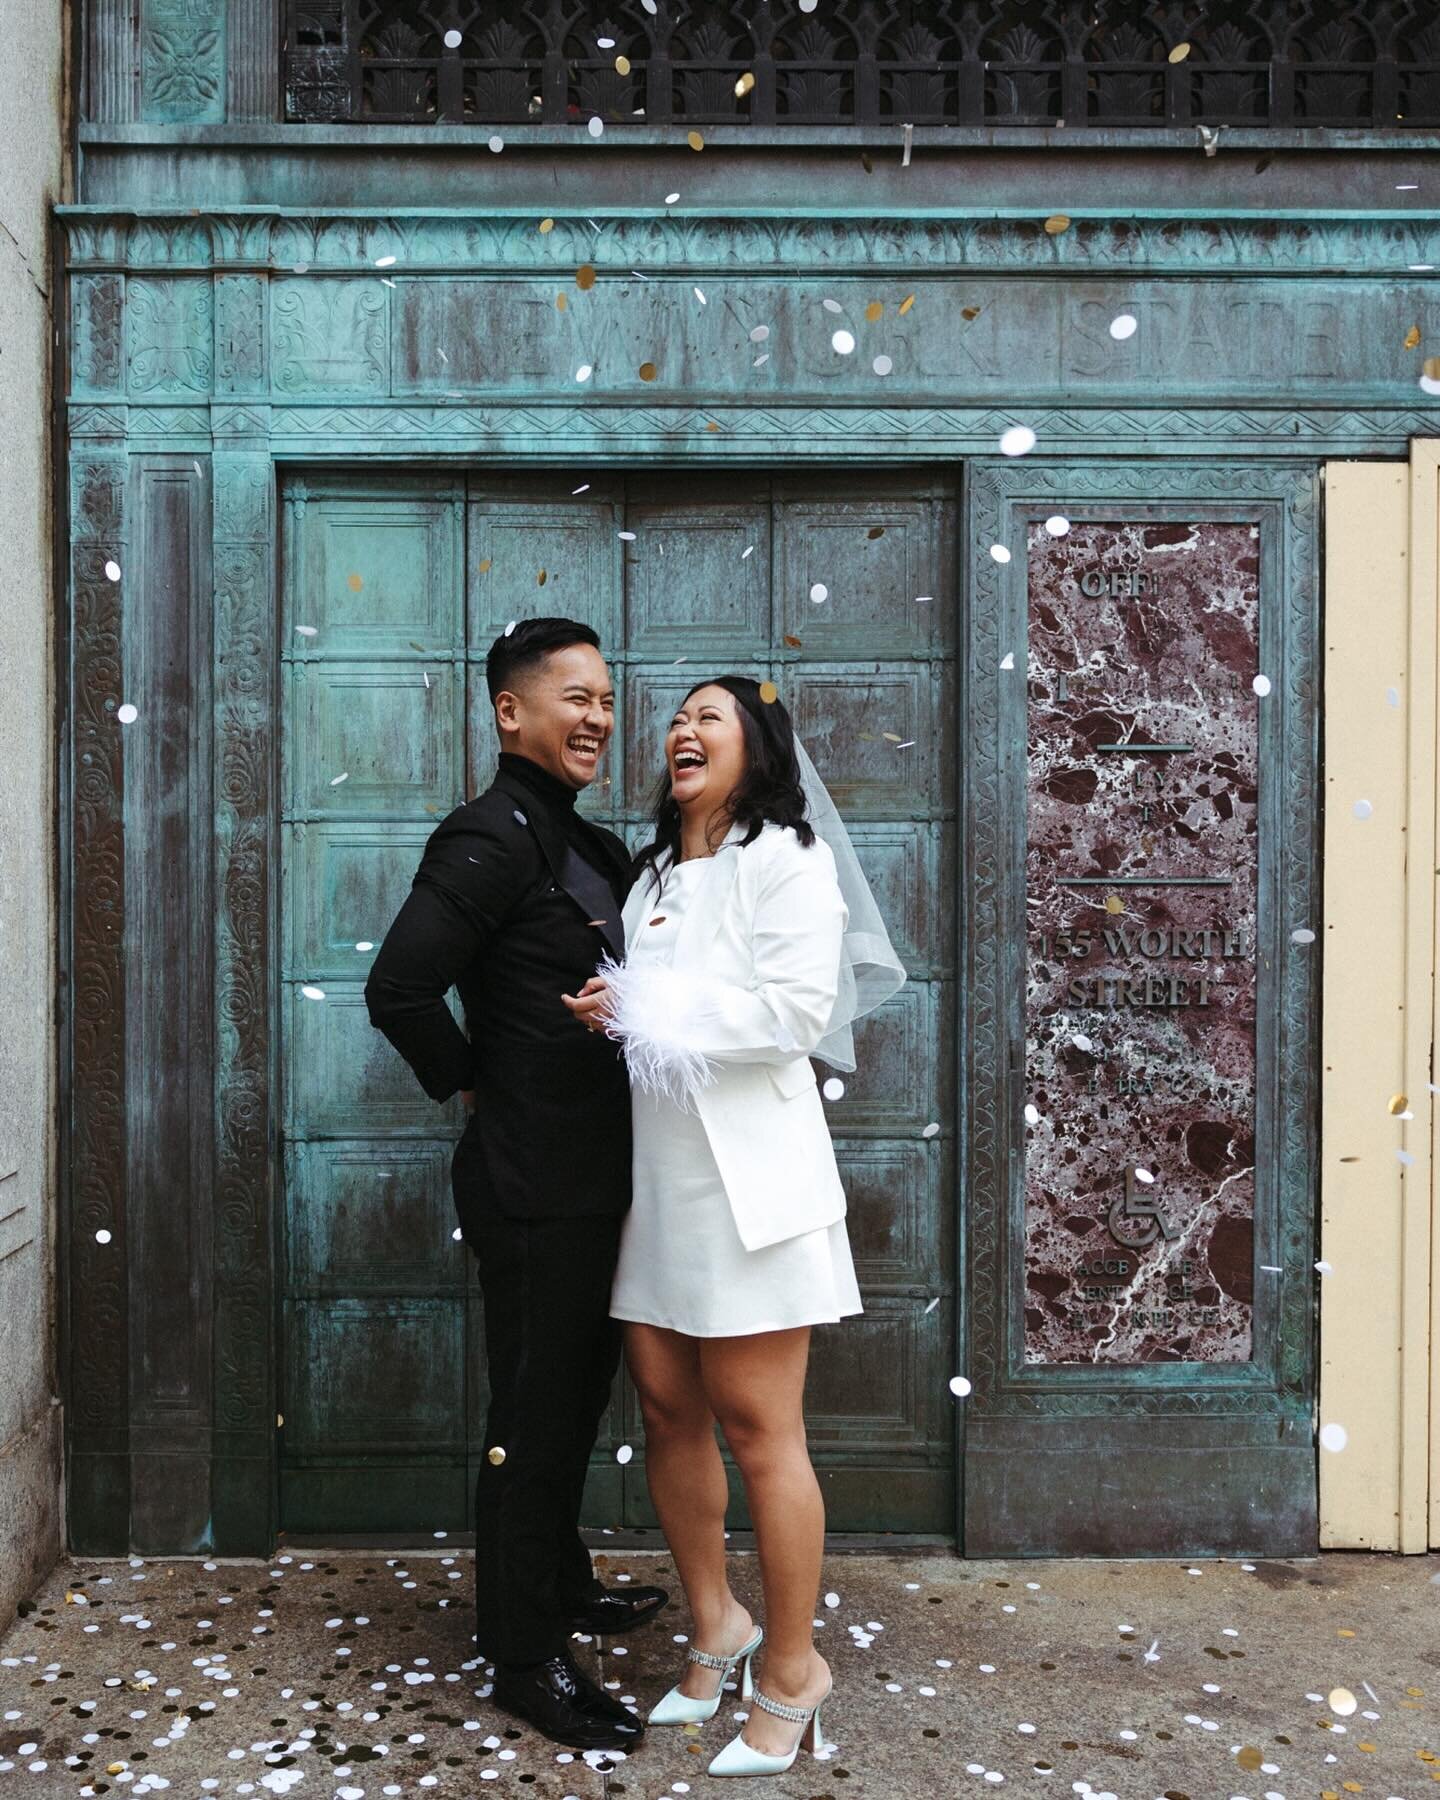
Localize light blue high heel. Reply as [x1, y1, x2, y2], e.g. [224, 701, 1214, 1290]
[706, 1677, 833, 1777]
[645, 1624, 764, 1727]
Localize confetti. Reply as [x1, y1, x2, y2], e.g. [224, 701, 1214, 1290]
[1328, 1685, 1358, 1715]
[873, 354, 893, 375]
[665, 191, 680, 204]
[1109, 312, 1138, 340]
[575, 363, 593, 382]
[898, 293, 916, 315]
[810, 582, 829, 603]
[1043, 213, 1070, 234]
[694, 285, 707, 304]
[999, 651, 1015, 670]
[374, 253, 397, 267]
[616, 1444, 634, 1464]
[116, 702, 138, 724]
[104, 558, 121, 581]
[822, 1077, 845, 1101]
[639, 360, 658, 381]
[300, 984, 325, 1000]
[539, 217, 555, 233]
[615, 53, 631, 75]
[1168, 40, 1192, 62]
[1405, 323, 1422, 348]
[832, 329, 856, 354]
[487, 1445, 506, 1465]
[1253, 672, 1272, 695]
[443, 26, 461, 45]
[687, 130, 704, 151]
[759, 680, 779, 704]
[989, 544, 1012, 563]
[1320, 1422, 1350, 1453]
[922, 1122, 941, 1138]
[1044, 515, 1070, 536]
[587, 115, 604, 137]
[576, 263, 597, 289]
[999, 424, 1037, 457]
[734, 71, 755, 97]
[1352, 798, 1373, 819]
[949, 1375, 973, 1397]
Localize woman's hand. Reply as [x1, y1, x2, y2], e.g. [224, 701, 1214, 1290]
[561, 975, 615, 1034]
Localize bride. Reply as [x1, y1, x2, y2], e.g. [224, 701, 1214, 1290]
[561, 674, 903, 1778]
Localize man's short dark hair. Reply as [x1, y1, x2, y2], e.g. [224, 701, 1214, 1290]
[485, 617, 601, 703]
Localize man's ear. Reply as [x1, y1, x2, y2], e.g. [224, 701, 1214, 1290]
[493, 690, 520, 738]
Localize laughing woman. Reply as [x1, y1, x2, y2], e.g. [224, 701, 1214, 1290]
[562, 675, 904, 1779]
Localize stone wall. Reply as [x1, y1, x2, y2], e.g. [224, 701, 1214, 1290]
[0, 1, 68, 1624]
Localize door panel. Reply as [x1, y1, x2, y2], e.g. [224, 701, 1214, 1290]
[278, 466, 958, 1537]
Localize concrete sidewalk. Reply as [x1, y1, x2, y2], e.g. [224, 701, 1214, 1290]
[2, 1547, 1437, 1799]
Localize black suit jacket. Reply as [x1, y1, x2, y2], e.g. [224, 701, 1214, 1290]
[364, 762, 634, 1226]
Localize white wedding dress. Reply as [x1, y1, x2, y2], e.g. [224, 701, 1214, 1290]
[608, 854, 864, 1338]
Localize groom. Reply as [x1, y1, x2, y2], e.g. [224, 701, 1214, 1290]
[365, 616, 666, 1752]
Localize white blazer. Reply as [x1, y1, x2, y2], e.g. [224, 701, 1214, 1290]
[605, 821, 850, 1252]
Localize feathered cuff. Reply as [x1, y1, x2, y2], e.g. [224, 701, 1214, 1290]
[596, 953, 718, 1111]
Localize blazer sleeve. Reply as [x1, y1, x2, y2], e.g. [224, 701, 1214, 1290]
[599, 833, 846, 1103]
[363, 802, 531, 1103]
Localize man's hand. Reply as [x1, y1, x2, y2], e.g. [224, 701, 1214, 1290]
[561, 975, 614, 1034]
[459, 1089, 476, 1112]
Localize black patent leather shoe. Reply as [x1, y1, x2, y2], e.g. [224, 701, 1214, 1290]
[565, 1582, 670, 1635]
[491, 1650, 644, 1751]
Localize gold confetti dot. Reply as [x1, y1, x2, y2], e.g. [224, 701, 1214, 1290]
[478, 558, 492, 573]
[108, 1764, 127, 1776]
[1359, 1742, 1378, 1752]
[898, 293, 916, 315]
[576, 263, 597, 290]
[1168, 41, 1192, 62]
[538, 217, 555, 234]
[1425, 356, 1440, 381]
[346, 572, 363, 591]
[734, 71, 755, 97]
[861, 151, 874, 174]
[537, 568, 548, 585]
[705, 420, 720, 431]
[1405, 324, 1422, 349]
[488, 1444, 506, 1464]
[1236, 1747, 1263, 1771]
[1338, 1629, 1357, 1639]
[759, 680, 779, 704]
[687, 129, 704, 151]
[1342, 1784, 1363, 1794]
[784, 634, 803, 648]
[961, 305, 981, 320]
[1104, 894, 1125, 914]
[649, 915, 668, 927]
[867, 524, 885, 539]
[865, 300, 884, 322]
[1408, 1686, 1426, 1696]
[1389, 1092, 1409, 1114]
[1044, 213, 1071, 234]
[638, 360, 658, 381]
[556, 292, 567, 311]
[616, 53, 631, 75]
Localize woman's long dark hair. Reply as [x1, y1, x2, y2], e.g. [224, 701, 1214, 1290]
[633, 674, 814, 890]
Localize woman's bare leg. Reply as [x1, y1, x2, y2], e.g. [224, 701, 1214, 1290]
[701, 1326, 831, 1755]
[623, 1322, 754, 1699]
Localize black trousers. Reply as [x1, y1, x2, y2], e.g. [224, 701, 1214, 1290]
[467, 1209, 625, 1666]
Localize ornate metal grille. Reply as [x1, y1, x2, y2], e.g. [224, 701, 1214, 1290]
[281, 1, 1440, 130]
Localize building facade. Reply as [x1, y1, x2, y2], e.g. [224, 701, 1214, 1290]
[55, 1, 1440, 1562]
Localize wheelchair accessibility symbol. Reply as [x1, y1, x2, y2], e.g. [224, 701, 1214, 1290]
[1107, 1165, 1180, 1250]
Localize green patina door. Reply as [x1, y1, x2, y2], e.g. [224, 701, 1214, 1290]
[278, 467, 958, 1538]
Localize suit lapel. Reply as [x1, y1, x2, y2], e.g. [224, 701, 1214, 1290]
[494, 770, 627, 962]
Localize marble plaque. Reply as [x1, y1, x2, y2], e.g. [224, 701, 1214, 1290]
[1023, 520, 1259, 1365]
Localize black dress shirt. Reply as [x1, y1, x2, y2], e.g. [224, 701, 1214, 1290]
[364, 755, 635, 1223]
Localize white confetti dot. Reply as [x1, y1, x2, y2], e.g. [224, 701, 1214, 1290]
[1328, 1685, 1357, 1715]
[823, 298, 844, 314]
[374, 254, 397, 268]
[824, 1591, 840, 1608]
[104, 559, 122, 582]
[809, 582, 829, 603]
[1353, 798, 1373, 819]
[117, 702, 138, 724]
[575, 364, 593, 383]
[799, 0, 817, 10]
[1422, 374, 1440, 396]
[95, 1229, 112, 1244]
[300, 984, 326, 1001]
[1320, 1421, 1348, 1452]
[989, 543, 1012, 563]
[1291, 926, 1315, 944]
[295, 624, 317, 637]
[1024, 1103, 1041, 1125]
[1044, 515, 1070, 536]
[330, 771, 349, 785]
[588, 115, 604, 137]
[949, 1375, 972, 1397]
[749, 325, 769, 342]
[665, 192, 680, 204]
[1133, 1166, 1155, 1184]
[443, 27, 462, 46]
[694, 286, 707, 305]
[1252, 672, 1272, 696]
[999, 651, 1015, 670]
[488, 135, 504, 153]
[822, 1077, 845, 1101]
[831, 329, 856, 355]
[1109, 313, 1138, 340]
[616, 1443, 634, 1464]
[922, 1122, 940, 1138]
[873, 354, 893, 376]
[999, 424, 1036, 457]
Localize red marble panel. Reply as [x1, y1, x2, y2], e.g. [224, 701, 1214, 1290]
[1023, 520, 1259, 1365]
